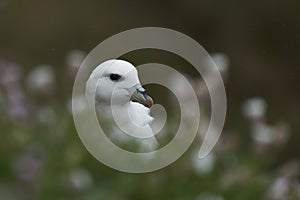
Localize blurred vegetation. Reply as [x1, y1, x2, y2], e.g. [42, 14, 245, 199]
[0, 0, 300, 199]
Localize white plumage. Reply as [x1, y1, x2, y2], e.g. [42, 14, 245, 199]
[86, 59, 158, 152]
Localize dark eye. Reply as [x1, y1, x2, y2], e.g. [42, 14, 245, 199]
[109, 73, 122, 81]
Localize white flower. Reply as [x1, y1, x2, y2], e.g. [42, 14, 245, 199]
[69, 167, 93, 191]
[242, 97, 267, 119]
[267, 177, 290, 200]
[252, 123, 275, 144]
[26, 65, 55, 94]
[7, 89, 31, 120]
[211, 52, 230, 74]
[65, 49, 86, 69]
[191, 150, 215, 175]
[0, 61, 22, 89]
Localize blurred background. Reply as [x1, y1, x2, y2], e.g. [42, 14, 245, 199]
[0, 0, 300, 199]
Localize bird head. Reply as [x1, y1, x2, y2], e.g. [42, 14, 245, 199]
[86, 59, 153, 108]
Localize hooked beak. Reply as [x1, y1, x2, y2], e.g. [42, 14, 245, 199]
[130, 84, 154, 108]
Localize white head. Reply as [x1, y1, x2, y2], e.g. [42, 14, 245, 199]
[86, 59, 153, 107]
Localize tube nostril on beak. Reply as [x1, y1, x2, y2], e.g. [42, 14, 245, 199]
[130, 84, 154, 108]
[136, 85, 146, 93]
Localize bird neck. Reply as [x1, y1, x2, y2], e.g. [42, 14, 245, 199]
[96, 101, 130, 117]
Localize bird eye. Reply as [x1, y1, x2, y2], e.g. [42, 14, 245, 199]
[109, 73, 122, 81]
